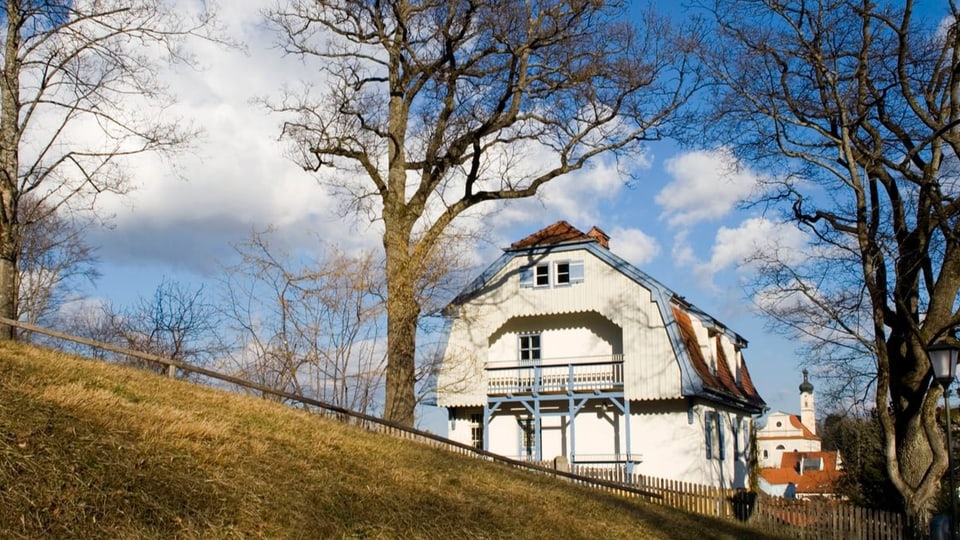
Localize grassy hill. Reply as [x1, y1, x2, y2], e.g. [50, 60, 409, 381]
[0, 341, 784, 539]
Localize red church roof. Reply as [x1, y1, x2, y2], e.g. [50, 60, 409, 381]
[757, 414, 818, 441]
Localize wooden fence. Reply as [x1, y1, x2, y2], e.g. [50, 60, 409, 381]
[6, 316, 909, 540]
[572, 465, 907, 539]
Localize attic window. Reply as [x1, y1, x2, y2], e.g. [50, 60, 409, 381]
[534, 264, 550, 287]
[520, 260, 585, 288]
[556, 262, 571, 284]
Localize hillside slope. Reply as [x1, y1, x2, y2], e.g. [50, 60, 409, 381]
[0, 341, 781, 539]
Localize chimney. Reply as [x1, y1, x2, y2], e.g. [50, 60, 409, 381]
[587, 226, 610, 249]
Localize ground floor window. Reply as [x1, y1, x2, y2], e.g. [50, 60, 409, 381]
[705, 410, 725, 460]
[518, 417, 535, 459]
[470, 413, 484, 449]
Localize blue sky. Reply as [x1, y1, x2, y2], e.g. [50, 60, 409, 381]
[74, 0, 848, 427]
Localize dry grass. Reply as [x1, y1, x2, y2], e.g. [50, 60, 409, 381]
[0, 341, 784, 539]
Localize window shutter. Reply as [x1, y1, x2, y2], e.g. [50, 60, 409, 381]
[519, 267, 533, 288]
[705, 411, 714, 460]
[732, 419, 740, 458]
[569, 260, 585, 283]
[717, 414, 726, 461]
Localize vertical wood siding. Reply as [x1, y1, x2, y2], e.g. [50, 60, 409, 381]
[437, 249, 683, 407]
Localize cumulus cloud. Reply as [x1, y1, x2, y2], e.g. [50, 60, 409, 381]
[87, 0, 384, 273]
[608, 226, 660, 266]
[489, 152, 645, 233]
[656, 149, 760, 227]
[694, 217, 808, 284]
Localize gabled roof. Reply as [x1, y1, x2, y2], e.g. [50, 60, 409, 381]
[509, 221, 611, 250]
[447, 221, 766, 413]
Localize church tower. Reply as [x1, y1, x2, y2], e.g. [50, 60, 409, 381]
[799, 369, 816, 435]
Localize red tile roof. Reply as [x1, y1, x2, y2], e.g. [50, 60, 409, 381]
[672, 306, 765, 409]
[756, 414, 819, 441]
[789, 415, 817, 439]
[714, 335, 742, 395]
[510, 221, 600, 249]
[760, 451, 843, 495]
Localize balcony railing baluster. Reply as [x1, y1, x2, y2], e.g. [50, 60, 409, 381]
[486, 355, 624, 395]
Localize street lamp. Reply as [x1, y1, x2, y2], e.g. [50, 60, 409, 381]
[930, 341, 960, 539]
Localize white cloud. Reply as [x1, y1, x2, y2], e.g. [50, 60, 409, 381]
[656, 149, 760, 227]
[694, 217, 808, 284]
[670, 230, 696, 267]
[608, 226, 659, 266]
[87, 1, 385, 273]
[485, 154, 636, 231]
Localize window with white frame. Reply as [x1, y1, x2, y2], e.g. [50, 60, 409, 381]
[534, 264, 550, 287]
[469, 413, 484, 450]
[556, 261, 571, 284]
[520, 260, 585, 288]
[519, 334, 541, 363]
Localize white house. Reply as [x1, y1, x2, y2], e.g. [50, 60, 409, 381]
[435, 221, 767, 489]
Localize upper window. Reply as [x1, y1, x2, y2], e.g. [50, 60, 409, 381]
[556, 262, 571, 284]
[519, 334, 541, 362]
[534, 264, 550, 287]
[520, 260, 585, 288]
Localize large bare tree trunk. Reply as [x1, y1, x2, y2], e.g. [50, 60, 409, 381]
[699, 0, 960, 523]
[382, 207, 420, 425]
[0, 0, 21, 339]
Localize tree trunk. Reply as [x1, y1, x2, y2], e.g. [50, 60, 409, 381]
[898, 410, 937, 528]
[381, 216, 420, 426]
[0, 251, 16, 339]
[0, 0, 21, 340]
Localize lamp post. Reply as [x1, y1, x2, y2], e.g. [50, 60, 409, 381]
[929, 341, 960, 539]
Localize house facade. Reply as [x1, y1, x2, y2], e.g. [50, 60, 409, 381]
[435, 222, 767, 488]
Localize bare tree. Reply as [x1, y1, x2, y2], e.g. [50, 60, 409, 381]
[54, 299, 124, 361]
[221, 230, 387, 413]
[17, 195, 98, 332]
[266, 0, 697, 424]
[698, 0, 960, 524]
[116, 279, 226, 376]
[0, 0, 219, 339]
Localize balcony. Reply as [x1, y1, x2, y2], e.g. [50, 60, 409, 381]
[486, 355, 624, 395]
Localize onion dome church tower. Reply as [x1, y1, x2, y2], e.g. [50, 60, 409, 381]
[799, 369, 816, 435]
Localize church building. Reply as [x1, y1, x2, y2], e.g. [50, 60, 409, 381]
[756, 370, 844, 499]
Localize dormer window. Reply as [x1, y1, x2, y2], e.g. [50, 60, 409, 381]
[534, 264, 550, 287]
[520, 260, 585, 288]
[556, 262, 571, 284]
